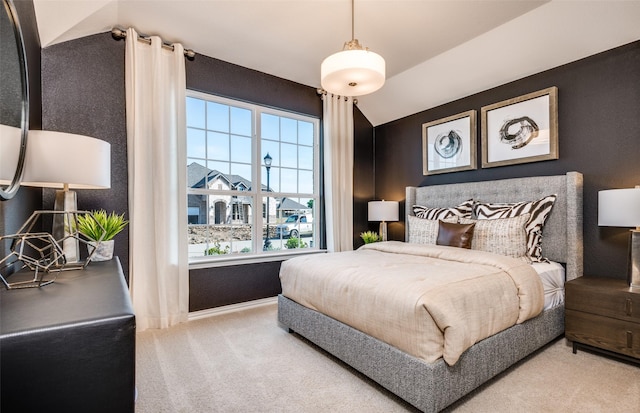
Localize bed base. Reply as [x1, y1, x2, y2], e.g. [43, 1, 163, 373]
[278, 294, 564, 413]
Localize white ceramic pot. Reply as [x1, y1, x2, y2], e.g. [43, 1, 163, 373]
[87, 240, 115, 262]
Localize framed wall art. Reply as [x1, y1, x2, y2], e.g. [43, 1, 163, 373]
[422, 110, 477, 175]
[481, 86, 558, 168]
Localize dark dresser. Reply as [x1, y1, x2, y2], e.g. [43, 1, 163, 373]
[0, 258, 136, 413]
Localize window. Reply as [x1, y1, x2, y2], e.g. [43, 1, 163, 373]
[186, 91, 320, 260]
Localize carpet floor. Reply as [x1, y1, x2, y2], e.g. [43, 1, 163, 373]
[135, 303, 639, 413]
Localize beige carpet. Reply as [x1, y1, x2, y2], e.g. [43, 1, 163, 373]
[135, 303, 640, 413]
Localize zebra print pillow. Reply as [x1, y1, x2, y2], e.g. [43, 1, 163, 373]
[413, 199, 474, 220]
[473, 194, 557, 262]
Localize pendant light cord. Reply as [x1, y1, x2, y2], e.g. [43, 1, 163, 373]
[351, 0, 355, 41]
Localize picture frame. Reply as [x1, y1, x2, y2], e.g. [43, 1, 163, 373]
[422, 110, 477, 175]
[481, 86, 558, 168]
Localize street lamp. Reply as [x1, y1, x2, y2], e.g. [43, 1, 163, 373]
[263, 153, 272, 250]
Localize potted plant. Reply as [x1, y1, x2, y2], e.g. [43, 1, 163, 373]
[360, 231, 381, 244]
[76, 210, 128, 261]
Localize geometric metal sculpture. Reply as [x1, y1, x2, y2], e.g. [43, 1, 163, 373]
[0, 231, 65, 289]
[0, 210, 105, 289]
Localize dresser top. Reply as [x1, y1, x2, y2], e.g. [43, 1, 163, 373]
[568, 276, 639, 293]
[1, 258, 134, 337]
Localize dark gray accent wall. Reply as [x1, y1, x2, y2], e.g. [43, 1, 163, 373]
[371, 40, 640, 280]
[41, 33, 129, 278]
[187, 54, 321, 117]
[190, 261, 283, 311]
[353, 107, 375, 249]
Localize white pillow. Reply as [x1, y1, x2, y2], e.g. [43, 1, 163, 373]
[408, 215, 457, 245]
[459, 214, 530, 260]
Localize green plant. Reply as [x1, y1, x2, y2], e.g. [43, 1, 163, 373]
[76, 210, 128, 241]
[204, 240, 230, 255]
[285, 237, 308, 249]
[360, 231, 380, 244]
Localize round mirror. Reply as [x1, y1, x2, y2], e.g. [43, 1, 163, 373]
[0, 0, 29, 200]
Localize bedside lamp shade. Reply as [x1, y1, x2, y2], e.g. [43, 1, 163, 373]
[21, 130, 111, 189]
[368, 200, 399, 241]
[21, 130, 111, 264]
[599, 187, 640, 288]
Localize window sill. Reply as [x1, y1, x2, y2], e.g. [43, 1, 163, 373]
[188, 248, 327, 270]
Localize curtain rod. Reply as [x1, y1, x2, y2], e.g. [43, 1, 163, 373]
[317, 88, 358, 104]
[111, 27, 196, 59]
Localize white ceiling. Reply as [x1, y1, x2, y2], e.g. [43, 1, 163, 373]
[33, 0, 640, 126]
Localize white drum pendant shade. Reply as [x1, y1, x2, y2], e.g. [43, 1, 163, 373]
[321, 49, 385, 96]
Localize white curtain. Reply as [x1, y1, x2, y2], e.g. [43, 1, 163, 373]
[323, 94, 354, 252]
[125, 28, 188, 331]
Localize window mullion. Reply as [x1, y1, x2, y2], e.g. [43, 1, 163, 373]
[253, 108, 262, 255]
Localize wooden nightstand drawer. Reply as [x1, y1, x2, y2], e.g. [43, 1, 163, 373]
[565, 277, 640, 323]
[566, 309, 640, 359]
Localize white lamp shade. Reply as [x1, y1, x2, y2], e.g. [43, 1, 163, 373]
[321, 49, 385, 96]
[598, 188, 640, 227]
[0, 124, 23, 183]
[21, 130, 111, 189]
[368, 200, 399, 222]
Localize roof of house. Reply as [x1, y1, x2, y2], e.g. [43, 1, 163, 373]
[188, 162, 266, 191]
[278, 198, 307, 211]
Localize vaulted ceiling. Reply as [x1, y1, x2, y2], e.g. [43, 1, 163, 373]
[33, 0, 640, 126]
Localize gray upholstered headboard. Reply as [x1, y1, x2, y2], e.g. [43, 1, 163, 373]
[406, 172, 583, 281]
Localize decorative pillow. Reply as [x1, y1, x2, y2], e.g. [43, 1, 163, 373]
[473, 195, 557, 262]
[408, 215, 457, 245]
[436, 221, 475, 249]
[413, 199, 474, 220]
[459, 214, 530, 260]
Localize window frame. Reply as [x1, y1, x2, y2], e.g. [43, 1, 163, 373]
[186, 90, 321, 265]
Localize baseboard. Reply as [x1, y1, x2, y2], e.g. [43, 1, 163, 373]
[188, 296, 278, 321]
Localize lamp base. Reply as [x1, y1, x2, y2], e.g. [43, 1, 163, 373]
[379, 221, 388, 242]
[53, 189, 80, 263]
[629, 230, 640, 288]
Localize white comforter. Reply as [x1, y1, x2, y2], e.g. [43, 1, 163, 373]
[280, 241, 544, 365]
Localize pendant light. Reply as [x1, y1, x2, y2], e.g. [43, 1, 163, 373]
[321, 0, 385, 97]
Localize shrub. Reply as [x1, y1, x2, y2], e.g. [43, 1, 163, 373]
[204, 241, 230, 255]
[285, 237, 308, 249]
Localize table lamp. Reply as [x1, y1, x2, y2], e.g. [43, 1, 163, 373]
[20, 130, 111, 263]
[368, 200, 399, 241]
[598, 187, 640, 288]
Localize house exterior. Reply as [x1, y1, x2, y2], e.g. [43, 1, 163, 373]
[187, 162, 279, 226]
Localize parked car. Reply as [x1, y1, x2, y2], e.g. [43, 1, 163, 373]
[275, 214, 313, 238]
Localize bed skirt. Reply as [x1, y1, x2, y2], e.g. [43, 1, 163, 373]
[278, 294, 564, 413]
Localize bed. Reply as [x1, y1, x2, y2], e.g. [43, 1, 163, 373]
[277, 172, 583, 412]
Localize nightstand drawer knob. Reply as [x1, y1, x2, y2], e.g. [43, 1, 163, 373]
[626, 298, 633, 316]
[627, 331, 633, 348]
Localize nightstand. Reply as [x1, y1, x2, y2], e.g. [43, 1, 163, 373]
[1, 258, 136, 413]
[565, 277, 640, 363]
